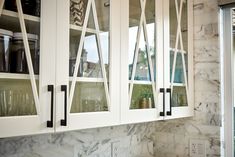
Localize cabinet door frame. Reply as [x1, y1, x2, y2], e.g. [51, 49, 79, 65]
[163, 0, 194, 120]
[120, 0, 164, 124]
[0, 0, 57, 137]
[56, 0, 120, 132]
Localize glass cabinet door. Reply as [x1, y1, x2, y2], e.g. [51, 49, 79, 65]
[0, 0, 56, 137]
[164, 0, 193, 118]
[128, 0, 156, 110]
[56, 0, 120, 131]
[121, 0, 163, 123]
[69, 0, 110, 113]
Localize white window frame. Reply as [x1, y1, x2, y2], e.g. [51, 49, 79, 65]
[220, 6, 235, 157]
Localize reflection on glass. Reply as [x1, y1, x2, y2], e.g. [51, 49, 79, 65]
[172, 86, 187, 107]
[170, 51, 188, 83]
[70, 82, 108, 113]
[170, 0, 188, 51]
[69, 0, 109, 78]
[130, 84, 154, 109]
[69, 32, 109, 78]
[0, 79, 37, 117]
[129, 0, 155, 81]
[129, 0, 156, 110]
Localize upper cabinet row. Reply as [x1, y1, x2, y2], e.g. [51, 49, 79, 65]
[0, 0, 193, 138]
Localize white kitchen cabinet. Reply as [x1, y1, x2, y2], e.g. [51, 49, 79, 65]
[0, 0, 57, 137]
[55, 0, 120, 132]
[120, 0, 193, 123]
[0, 0, 193, 138]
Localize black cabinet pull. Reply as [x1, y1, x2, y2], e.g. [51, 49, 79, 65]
[159, 88, 165, 116]
[47, 85, 54, 128]
[166, 88, 172, 116]
[61, 85, 67, 126]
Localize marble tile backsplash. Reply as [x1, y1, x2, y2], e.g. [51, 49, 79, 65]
[0, 0, 221, 157]
[154, 0, 221, 157]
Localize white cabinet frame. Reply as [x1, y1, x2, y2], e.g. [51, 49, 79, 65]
[0, 0, 57, 137]
[56, 0, 120, 132]
[120, 0, 164, 124]
[163, 0, 194, 119]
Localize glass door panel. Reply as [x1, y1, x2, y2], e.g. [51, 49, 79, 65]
[169, 0, 188, 108]
[129, 0, 156, 110]
[69, 0, 110, 113]
[0, 0, 40, 117]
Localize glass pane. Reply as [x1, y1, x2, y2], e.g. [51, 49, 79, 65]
[69, 0, 110, 113]
[129, 0, 141, 27]
[172, 86, 187, 107]
[70, 0, 109, 78]
[0, 1, 40, 117]
[170, 0, 188, 51]
[0, 79, 37, 117]
[70, 82, 108, 113]
[130, 84, 154, 109]
[170, 51, 188, 83]
[129, 0, 156, 110]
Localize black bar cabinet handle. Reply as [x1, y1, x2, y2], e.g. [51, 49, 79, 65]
[47, 85, 54, 128]
[159, 88, 165, 116]
[166, 88, 172, 116]
[61, 85, 67, 126]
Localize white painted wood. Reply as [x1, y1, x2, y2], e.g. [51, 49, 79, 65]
[91, 0, 110, 110]
[164, 0, 194, 119]
[68, 0, 92, 112]
[0, 73, 39, 80]
[120, 0, 163, 124]
[39, 0, 57, 134]
[16, 0, 40, 114]
[128, 80, 152, 85]
[0, 116, 47, 138]
[1, 9, 40, 22]
[221, 7, 234, 157]
[55, 0, 70, 131]
[69, 77, 104, 82]
[0, 0, 57, 137]
[56, 0, 120, 132]
[70, 24, 104, 34]
[141, 1, 157, 112]
[0, 0, 4, 16]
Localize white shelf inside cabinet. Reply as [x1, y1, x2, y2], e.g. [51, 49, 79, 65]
[0, 9, 40, 34]
[2, 9, 40, 22]
[69, 77, 104, 82]
[70, 24, 105, 35]
[172, 83, 186, 87]
[128, 80, 152, 85]
[0, 73, 39, 80]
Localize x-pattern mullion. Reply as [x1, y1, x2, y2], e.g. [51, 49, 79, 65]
[0, 0, 40, 114]
[128, 0, 146, 106]
[129, 0, 156, 108]
[91, 0, 110, 110]
[0, 0, 4, 16]
[69, 0, 92, 110]
[141, 6, 157, 108]
[171, 0, 189, 103]
[69, 0, 111, 111]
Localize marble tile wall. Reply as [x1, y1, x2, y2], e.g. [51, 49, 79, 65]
[154, 0, 221, 157]
[0, 0, 221, 157]
[0, 123, 155, 157]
